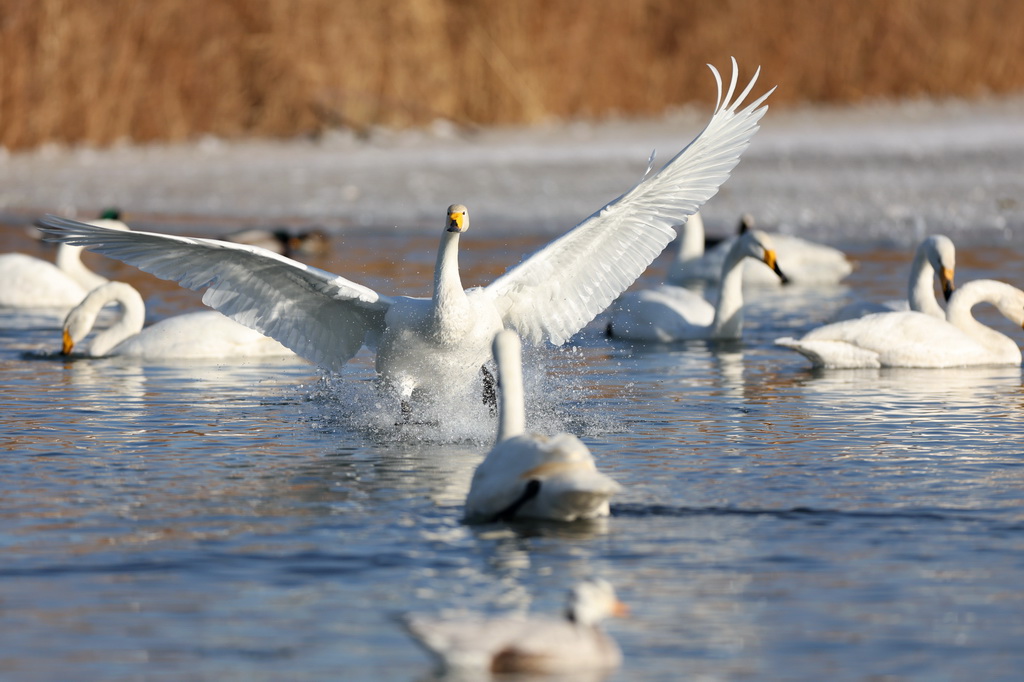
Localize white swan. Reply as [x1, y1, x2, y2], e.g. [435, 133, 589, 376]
[834, 234, 956, 321]
[607, 229, 786, 342]
[39, 60, 773, 408]
[0, 210, 129, 308]
[776, 279, 1024, 368]
[464, 330, 620, 523]
[668, 213, 852, 286]
[403, 579, 626, 675]
[62, 281, 294, 359]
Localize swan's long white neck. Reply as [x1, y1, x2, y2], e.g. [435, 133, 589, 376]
[946, 279, 1023, 359]
[907, 237, 944, 317]
[674, 213, 706, 265]
[711, 242, 747, 339]
[64, 281, 146, 357]
[432, 230, 470, 336]
[493, 331, 526, 443]
[55, 243, 108, 291]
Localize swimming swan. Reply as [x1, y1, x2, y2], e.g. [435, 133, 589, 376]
[834, 234, 955, 321]
[403, 579, 627, 675]
[62, 281, 294, 359]
[607, 229, 786, 342]
[776, 279, 1024, 368]
[0, 210, 129, 308]
[668, 213, 851, 286]
[39, 60, 773, 407]
[464, 330, 620, 523]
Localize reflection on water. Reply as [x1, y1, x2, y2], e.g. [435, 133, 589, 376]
[1, 227, 1023, 680]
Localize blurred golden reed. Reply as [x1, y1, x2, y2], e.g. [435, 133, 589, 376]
[2, 0, 1022, 150]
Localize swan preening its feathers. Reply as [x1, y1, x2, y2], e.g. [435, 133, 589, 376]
[776, 279, 1024, 369]
[0, 210, 130, 309]
[62, 281, 295, 359]
[464, 330, 620, 523]
[607, 229, 787, 342]
[38, 59, 773, 410]
[403, 579, 626, 675]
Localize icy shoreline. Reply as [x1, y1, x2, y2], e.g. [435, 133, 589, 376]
[2, 95, 1022, 245]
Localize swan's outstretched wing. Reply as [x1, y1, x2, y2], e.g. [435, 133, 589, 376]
[37, 216, 391, 371]
[485, 58, 775, 345]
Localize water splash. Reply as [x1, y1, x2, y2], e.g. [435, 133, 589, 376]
[301, 345, 623, 445]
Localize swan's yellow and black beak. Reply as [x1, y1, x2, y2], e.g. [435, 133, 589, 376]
[447, 204, 469, 233]
[940, 267, 955, 301]
[764, 249, 789, 284]
[61, 328, 74, 355]
[612, 599, 630, 618]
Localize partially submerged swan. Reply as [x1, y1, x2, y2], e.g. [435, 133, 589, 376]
[403, 579, 627, 675]
[0, 209, 129, 308]
[464, 330, 620, 523]
[608, 229, 786, 342]
[39, 60, 773, 410]
[776, 279, 1024, 369]
[62, 281, 294, 359]
[668, 213, 851, 286]
[834, 234, 956, 321]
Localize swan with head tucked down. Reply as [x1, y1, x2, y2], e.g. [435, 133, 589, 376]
[833, 234, 956, 321]
[464, 330, 620, 523]
[0, 209, 129, 309]
[607, 229, 787, 342]
[62, 281, 295, 359]
[668, 212, 852, 286]
[38, 60, 773, 410]
[403, 579, 627, 675]
[776, 279, 1024, 369]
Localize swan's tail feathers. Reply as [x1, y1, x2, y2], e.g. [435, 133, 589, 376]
[542, 470, 622, 521]
[401, 614, 506, 672]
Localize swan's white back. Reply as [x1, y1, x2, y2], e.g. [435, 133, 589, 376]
[64, 281, 295, 359]
[464, 330, 620, 523]
[0, 252, 89, 308]
[0, 216, 130, 309]
[777, 279, 1024, 368]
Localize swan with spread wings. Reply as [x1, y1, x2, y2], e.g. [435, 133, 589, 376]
[39, 59, 773, 411]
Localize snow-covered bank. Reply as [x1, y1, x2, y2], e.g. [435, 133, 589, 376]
[1, 95, 1022, 245]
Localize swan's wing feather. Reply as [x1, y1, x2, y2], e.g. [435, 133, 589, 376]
[485, 58, 774, 345]
[37, 216, 391, 371]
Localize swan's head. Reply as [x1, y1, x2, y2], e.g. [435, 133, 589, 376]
[566, 580, 628, 626]
[741, 229, 788, 284]
[447, 204, 469, 233]
[926, 235, 956, 301]
[61, 310, 94, 355]
[737, 213, 755, 235]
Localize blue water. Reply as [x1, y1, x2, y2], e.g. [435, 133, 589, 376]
[1, 226, 1023, 681]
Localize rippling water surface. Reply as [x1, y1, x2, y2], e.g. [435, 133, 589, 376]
[1, 225, 1022, 681]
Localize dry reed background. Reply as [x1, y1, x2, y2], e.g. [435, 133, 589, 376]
[2, 0, 1023, 151]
